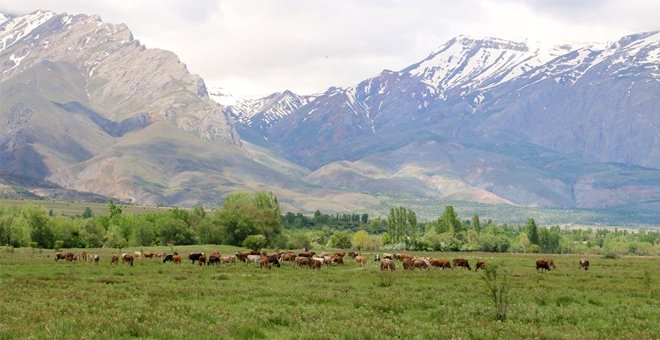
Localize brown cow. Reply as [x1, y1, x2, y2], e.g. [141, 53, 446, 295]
[354, 255, 367, 268]
[402, 258, 414, 270]
[579, 258, 590, 270]
[142, 251, 154, 259]
[188, 252, 204, 264]
[332, 252, 345, 259]
[295, 256, 312, 267]
[380, 259, 396, 271]
[297, 252, 314, 258]
[55, 252, 72, 261]
[172, 255, 182, 264]
[475, 260, 486, 271]
[452, 258, 471, 270]
[413, 258, 431, 270]
[348, 251, 358, 259]
[260, 257, 272, 269]
[280, 252, 297, 263]
[208, 255, 221, 265]
[198, 255, 207, 266]
[430, 258, 452, 269]
[536, 259, 556, 271]
[331, 255, 344, 265]
[308, 260, 322, 270]
[122, 253, 134, 266]
[111, 255, 119, 265]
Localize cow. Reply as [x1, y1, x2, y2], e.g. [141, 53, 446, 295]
[397, 253, 414, 262]
[111, 255, 119, 265]
[308, 260, 321, 270]
[354, 255, 367, 268]
[93, 255, 100, 264]
[536, 259, 556, 271]
[413, 258, 431, 270]
[402, 258, 414, 270]
[332, 252, 345, 259]
[452, 258, 471, 270]
[374, 254, 381, 262]
[348, 251, 358, 259]
[280, 252, 297, 263]
[208, 255, 221, 265]
[295, 256, 312, 267]
[198, 255, 207, 266]
[579, 258, 590, 270]
[220, 256, 237, 264]
[121, 253, 134, 266]
[331, 255, 344, 265]
[297, 252, 314, 258]
[259, 257, 272, 269]
[55, 252, 71, 261]
[189, 252, 204, 264]
[142, 251, 154, 259]
[263, 254, 281, 268]
[475, 260, 486, 271]
[172, 255, 182, 264]
[246, 254, 262, 265]
[380, 259, 396, 271]
[163, 254, 174, 263]
[383, 253, 393, 260]
[134, 251, 142, 259]
[430, 258, 452, 270]
[236, 252, 248, 263]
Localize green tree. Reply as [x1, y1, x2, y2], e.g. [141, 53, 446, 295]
[210, 192, 282, 247]
[472, 214, 481, 233]
[243, 234, 267, 251]
[329, 231, 352, 249]
[525, 218, 539, 245]
[23, 205, 54, 248]
[82, 207, 93, 219]
[436, 205, 462, 236]
[108, 200, 122, 219]
[351, 230, 369, 250]
[387, 207, 418, 245]
[105, 224, 127, 249]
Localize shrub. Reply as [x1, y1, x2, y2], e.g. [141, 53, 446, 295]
[481, 264, 511, 321]
[243, 235, 268, 251]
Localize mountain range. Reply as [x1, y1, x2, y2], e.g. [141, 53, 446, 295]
[2, 10, 660, 222]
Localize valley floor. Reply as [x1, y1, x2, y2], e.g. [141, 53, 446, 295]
[0, 246, 658, 339]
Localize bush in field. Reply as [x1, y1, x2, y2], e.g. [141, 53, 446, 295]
[243, 235, 268, 251]
[329, 231, 352, 249]
[481, 264, 511, 321]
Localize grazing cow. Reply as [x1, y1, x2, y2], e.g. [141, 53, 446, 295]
[308, 260, 321, 270]
[263, 254, 281, 268]
[236, 252, 248, 263]
[111, 255, 119, 265]
[354, 255, 367, 268]
[413, 258, 431, 270]
[331, 255, 344, 265]
[163, 254, 174, 263]
[211, 251, 220, 257]
[402, 258, 414, 270]
[383, 253, 393, 260]
[475, 260, 486, 271]
[246, 254, 262, 265]
[374, 254, 381, 262]
[297, 252, 314, 258]
[536, 259, 556, 271]
[220, 256, 237, 264]
[121, 253, 134, 266]
[260, 257, 272, 269]
[93, 255, 100, 264]
[332, 252, 345, 259]
[348, 251, 358, 259]
[295, 256, 312, 267]
[208, 255, 221, 265]
[55, 252, 71, 261]
[198, 255, 207, 266]
[142, 251, 154, 259]
[155, 252, 167, 259]
[380, 259, 396, 271]
[579, 258, 590, 270]
[398, 254, 414, 263]
[134, 251, 142, 259]
[430, 258, 452, 270]
[452, 258, 471, 270]
[280, 252, 296, 262]
[189, 252, 204, 264]
[172, 255, 182, 264]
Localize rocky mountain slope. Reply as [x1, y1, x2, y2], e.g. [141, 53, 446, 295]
[0, 10, 376, 210]
[228, 32, 660, 209]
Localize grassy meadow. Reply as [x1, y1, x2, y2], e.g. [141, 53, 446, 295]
[0, 246, 658, 339]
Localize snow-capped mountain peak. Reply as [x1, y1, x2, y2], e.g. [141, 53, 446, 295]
[0, 10, 56, 53]
[402, 35, 573, 95]
[227, 90, 316, 128]
[0, 12, 12, 24]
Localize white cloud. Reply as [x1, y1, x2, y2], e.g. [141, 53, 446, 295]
[0, 0, 657, 98]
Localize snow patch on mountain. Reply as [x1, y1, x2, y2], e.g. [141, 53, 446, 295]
[0, 10, 55, 53]
[228, 90, 316, 127]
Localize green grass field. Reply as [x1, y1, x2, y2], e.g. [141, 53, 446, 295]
[0, 246, 658, 339]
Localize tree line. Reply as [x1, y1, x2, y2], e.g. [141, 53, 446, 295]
[0, 192, 658, 256]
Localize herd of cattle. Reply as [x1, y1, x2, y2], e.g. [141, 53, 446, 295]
[53, 249, 592, 271]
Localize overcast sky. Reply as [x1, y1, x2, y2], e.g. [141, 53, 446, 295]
[0, 1, 658, 98]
